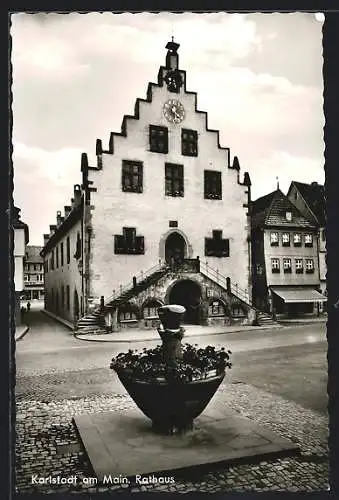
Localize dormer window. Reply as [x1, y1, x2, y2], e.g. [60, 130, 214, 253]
[286, 211, 292, 221]
[293, 233, 302, 246]
[282, 232, 290, 246]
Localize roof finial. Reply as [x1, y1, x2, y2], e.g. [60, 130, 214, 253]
[276, 176, 280, 190]
[172, 35, 174, 43]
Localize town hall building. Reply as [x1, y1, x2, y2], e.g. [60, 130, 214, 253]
[41, 40, 256, 332]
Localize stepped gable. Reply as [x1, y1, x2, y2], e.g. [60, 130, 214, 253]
[292, 181, 325, 226]
[252, 189, 316, 229]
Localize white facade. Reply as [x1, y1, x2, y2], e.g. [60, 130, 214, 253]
[86, 49, 251, 305]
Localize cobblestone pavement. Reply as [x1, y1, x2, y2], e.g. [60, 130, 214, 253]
[15, 383, 328, 495]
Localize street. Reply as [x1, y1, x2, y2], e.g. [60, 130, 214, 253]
[14, 306, 329, 494]
[15, 307, 327, 414]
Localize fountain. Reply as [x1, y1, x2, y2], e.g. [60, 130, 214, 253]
[110, 304, 232, 434]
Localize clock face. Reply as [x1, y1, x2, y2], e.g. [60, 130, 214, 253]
[163, 99, 185, 124]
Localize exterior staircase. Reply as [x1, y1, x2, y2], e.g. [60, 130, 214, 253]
[76, 263, 170, 333]
[256, 311, 278, 326]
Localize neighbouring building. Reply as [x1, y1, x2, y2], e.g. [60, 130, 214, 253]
[41, 39, 257, 332]
[251, 188, 327, 318]
[23, 246, 44, 300]
[12, 206, 29, 326]
[287, 181, 326, 310]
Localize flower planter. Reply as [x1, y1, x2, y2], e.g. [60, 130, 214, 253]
[116, 369, 224, 433]
[111, 305, 232, 434]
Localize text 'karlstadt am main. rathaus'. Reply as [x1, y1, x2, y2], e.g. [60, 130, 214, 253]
[41, 40, 256, 333]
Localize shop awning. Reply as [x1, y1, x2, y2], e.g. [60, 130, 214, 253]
[271, 287, 327, 303]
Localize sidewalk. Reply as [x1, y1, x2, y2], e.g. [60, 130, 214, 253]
[15, 324, 30, 341]
[75, 323, 283, 343]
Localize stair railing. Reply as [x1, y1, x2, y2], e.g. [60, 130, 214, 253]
[199, 261, 252, 308]
[103, 261, 170, 307]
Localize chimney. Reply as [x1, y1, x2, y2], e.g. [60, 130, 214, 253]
[73, 184, 82, 207]
[49, 224, 57, 236]
[56, 211, 63, 227]
[43, 234, 49, 247]
[64, 205, 72, 218]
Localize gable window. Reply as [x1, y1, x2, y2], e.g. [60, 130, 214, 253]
[270, 232, 279, 246]
[305, 258, 314, 273]
[282, 232, 290, 246]
[205, 230, 230, 257]
[114, 227, 144, 255]
[293, 233, 302, 246]
[165, 163, 184, 197]
[295, 258, 303, 274]
[149, 125, 168, 154]
[204, 170, 222, 200]
[66, 236, 70, 264]
[283, 258, 292, 273]
[304, 233, 313, 247]
[122, 160, 143, 193]
[182, 129, 198, 157]
[285, 211, 292, 221]
[271, 258, 280, 273]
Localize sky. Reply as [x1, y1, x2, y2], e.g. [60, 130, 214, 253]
[11, 12, 324, 245]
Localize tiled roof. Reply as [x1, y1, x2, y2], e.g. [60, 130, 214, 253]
[251, 189, 316, 229]
[292, 181, 325, 226]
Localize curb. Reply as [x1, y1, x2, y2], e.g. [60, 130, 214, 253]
[74, 324, 284, 343]
[41, 309, 74, 330]
[15, 325, 30, 341]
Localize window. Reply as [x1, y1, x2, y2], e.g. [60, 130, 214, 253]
[208, 300, 226, 317]
[118, 303, 138, 322]
[181, 129, 198, 156]
[114, 227, 144, 255]
[305, 259, 314, 273]
[293, 233, 302, 246]
[34, 264, 37, 271]
[283, 258, 292, 273]
[51, 250, 55, 270]
[27, 275, 30, 281]
[304, 233, 313, 247]
[271, 258, 280, 273]
[169, 220, 178, 228]
[149, 125, 168, 154]
[60, 242, 64, 267]
[122, 160, 143, 193]
[66, 286, 70, 310]
[74, 233, 81, 259]
[143, 300, 162, 319]
[256, 264, 264, 275]
[285, 211, 292, 221]
[24, 275, 28, 281]
[45, 260, 48, 273]
[40, 274, 43, 281]
[295, 258, 303, 273]
[61, 286, 65, 309]
[270, 232, 279, 246]
[56, 246, 59, 268]
[165, 163, 184, 197]
[204, 170, 222, 200]
[321, 228, 326, 241]
[282, 233, 290, 246]
[232, 305, 246, 318]
[205, 230, 230, 257]
[66, 237, 70, 264]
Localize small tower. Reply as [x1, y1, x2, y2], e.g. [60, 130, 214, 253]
[165, 37, 180, 70]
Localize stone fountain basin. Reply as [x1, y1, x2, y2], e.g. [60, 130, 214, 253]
[116, 370, 225, 430]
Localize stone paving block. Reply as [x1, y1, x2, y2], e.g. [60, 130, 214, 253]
[74, 393, 299, 482]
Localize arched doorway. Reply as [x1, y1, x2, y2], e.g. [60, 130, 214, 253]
[74, 290, 79, 322]
[165, 232, 186, 267]
[168, 279, 202, 324]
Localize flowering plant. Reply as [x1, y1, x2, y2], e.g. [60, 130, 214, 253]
[110, 343, 232, 383]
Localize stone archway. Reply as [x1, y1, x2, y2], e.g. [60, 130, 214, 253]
[168, 279, 202, 324]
